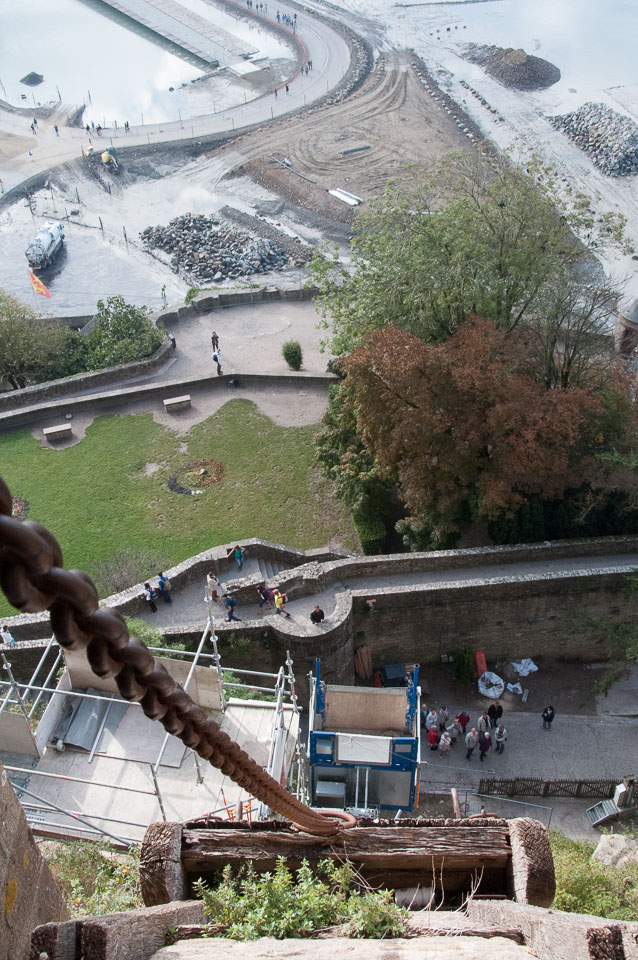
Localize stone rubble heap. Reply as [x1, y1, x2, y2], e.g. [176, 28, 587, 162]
[549, 102, 638, 177]
[463, 44, 560, 91]
[140, 214, 289, 283]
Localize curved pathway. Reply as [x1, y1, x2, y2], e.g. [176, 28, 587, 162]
[137, 545, 638, 636]
[0, 4, 352, 198]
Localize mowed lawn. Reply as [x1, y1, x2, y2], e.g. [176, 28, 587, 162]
[0, 399, 355, 617]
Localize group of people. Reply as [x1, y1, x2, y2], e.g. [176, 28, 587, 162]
[142, 573, 172, 612]
[276, 10, 297, 28]
[421, 702, 507, 762]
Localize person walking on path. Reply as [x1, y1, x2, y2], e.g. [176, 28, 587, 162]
[30, 123, 36, 135]
[448, 715, 463, 741]
[427, 726, 439, 751]
[212, 349, 223, 375]
[479, 730, 492, 761]
[488, 702, 503, 729]
[1, 625, 16, 645]
[143, 582, 158, 613]
[54, 124, 59, 136]
[542, 705, 555, 730]
[274, 589, 291, 618]
[477, 711, 489, 734]
[161, 284, 167, 304]
[425, 708, 438, 732]
[223, 594, 241, 622]
[465, 728, 478, 761]
[310, 605, 325, 625]
[439, 730, 452, 757]
[227, 544, 245, 571]
[457, 711, 470, 733]
[285, 84, 290, 94]
[257, 584, 274, 612]
[206, 571, 220, 602]
[158, 572, 172, 604]
[438, 705, 449, 732]
[495, 724, 507, 754]
[211, 331, 219, 351]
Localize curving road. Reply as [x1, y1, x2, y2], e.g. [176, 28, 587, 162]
[0, 2, 352, 198]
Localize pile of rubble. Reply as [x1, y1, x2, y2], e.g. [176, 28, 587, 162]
[549, 102, 638, 176]
[139, 214, 289, 282]
[463, 44, 560, 90]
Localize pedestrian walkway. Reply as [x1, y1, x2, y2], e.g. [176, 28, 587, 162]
[137, 549, 638, 634]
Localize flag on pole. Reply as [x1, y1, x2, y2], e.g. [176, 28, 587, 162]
[28, 270, 51, 297]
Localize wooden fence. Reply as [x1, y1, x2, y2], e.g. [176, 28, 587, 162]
[478, 777, 622, 799]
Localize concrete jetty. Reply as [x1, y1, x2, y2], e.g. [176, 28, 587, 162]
[97, 0, 258, 68]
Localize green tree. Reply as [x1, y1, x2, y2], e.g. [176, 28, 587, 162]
[85, 296, 162, 369]
[0, 288, 85, 389]
[309, 151, 624, 355]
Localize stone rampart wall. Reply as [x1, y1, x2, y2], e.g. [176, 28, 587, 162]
[5, 538, 638, 702]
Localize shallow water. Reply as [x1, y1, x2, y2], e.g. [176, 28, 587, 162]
[380, 0, 638, 114]
[1, 0, 293, 125]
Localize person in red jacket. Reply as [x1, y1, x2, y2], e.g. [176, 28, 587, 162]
[427, 726, 439, 751]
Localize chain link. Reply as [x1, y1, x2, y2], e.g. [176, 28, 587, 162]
[0, 477, 350, 836]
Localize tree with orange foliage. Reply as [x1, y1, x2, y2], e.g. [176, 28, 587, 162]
[344, 318, 628, 546]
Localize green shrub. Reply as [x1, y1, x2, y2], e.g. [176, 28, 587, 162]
[282, 340, 302, 370]
[43, 841, 142, 918]
[353, 508, 386, 555]
[223, 670, 276, 702]
[185, 287, 199, 305]
[193, 858, 407, 940]
[85, 296, 162, 369]
[452, 647, 474, 684]
[125, 616, 185, 651]
[550, 831, 638, 921]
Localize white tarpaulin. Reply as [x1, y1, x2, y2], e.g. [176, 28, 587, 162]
[511, 659, 539, 677]
[478, 671, 504, 699]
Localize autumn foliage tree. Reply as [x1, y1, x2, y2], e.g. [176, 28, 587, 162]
[343, 319, 632, 546]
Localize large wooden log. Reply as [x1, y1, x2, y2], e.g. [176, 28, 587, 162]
[181, 825, 511, 874]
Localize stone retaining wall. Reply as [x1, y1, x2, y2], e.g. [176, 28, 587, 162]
[5, 538, 638, 701]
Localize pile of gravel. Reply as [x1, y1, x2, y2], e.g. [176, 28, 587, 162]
[463, 44, 560, 90]
[549, 102, 638, 176]
[140, 214, 289, 283]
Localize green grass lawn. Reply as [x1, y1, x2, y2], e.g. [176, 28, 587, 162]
[0, 399, 356, 617]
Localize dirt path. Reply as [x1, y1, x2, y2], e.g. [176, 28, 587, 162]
[211, 50, 476, 223]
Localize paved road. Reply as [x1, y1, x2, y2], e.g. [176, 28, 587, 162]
[0, 3, 351, 197]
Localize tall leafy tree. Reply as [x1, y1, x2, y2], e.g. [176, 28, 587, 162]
[0, 288, 84, 389]
[309, 151, 625, 355]
[342, 319, 631, 544]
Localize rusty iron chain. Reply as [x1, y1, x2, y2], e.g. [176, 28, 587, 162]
[0, 476, 351, 836]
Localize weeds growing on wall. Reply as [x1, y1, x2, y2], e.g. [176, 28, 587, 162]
[550, 831, 638, 921]
[43, 841, 142, 918]
[194, 858, 408, 940]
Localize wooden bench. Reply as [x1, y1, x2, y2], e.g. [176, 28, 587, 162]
[43, 424, 72, 442]
[163, 395, 191, 413]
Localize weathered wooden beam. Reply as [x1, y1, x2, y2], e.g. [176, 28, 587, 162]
[180, 825, 511, 875]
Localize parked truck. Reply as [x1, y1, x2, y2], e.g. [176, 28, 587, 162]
[25, 222, 65, 270]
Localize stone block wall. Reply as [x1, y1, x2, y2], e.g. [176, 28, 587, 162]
[0, 760, 68, 960]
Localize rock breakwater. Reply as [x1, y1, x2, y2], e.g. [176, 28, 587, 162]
[140, 214, 289, 283]
[549, 102, 638, 177]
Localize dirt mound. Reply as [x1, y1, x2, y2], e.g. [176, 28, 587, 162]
[463, 44, 560, 91]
